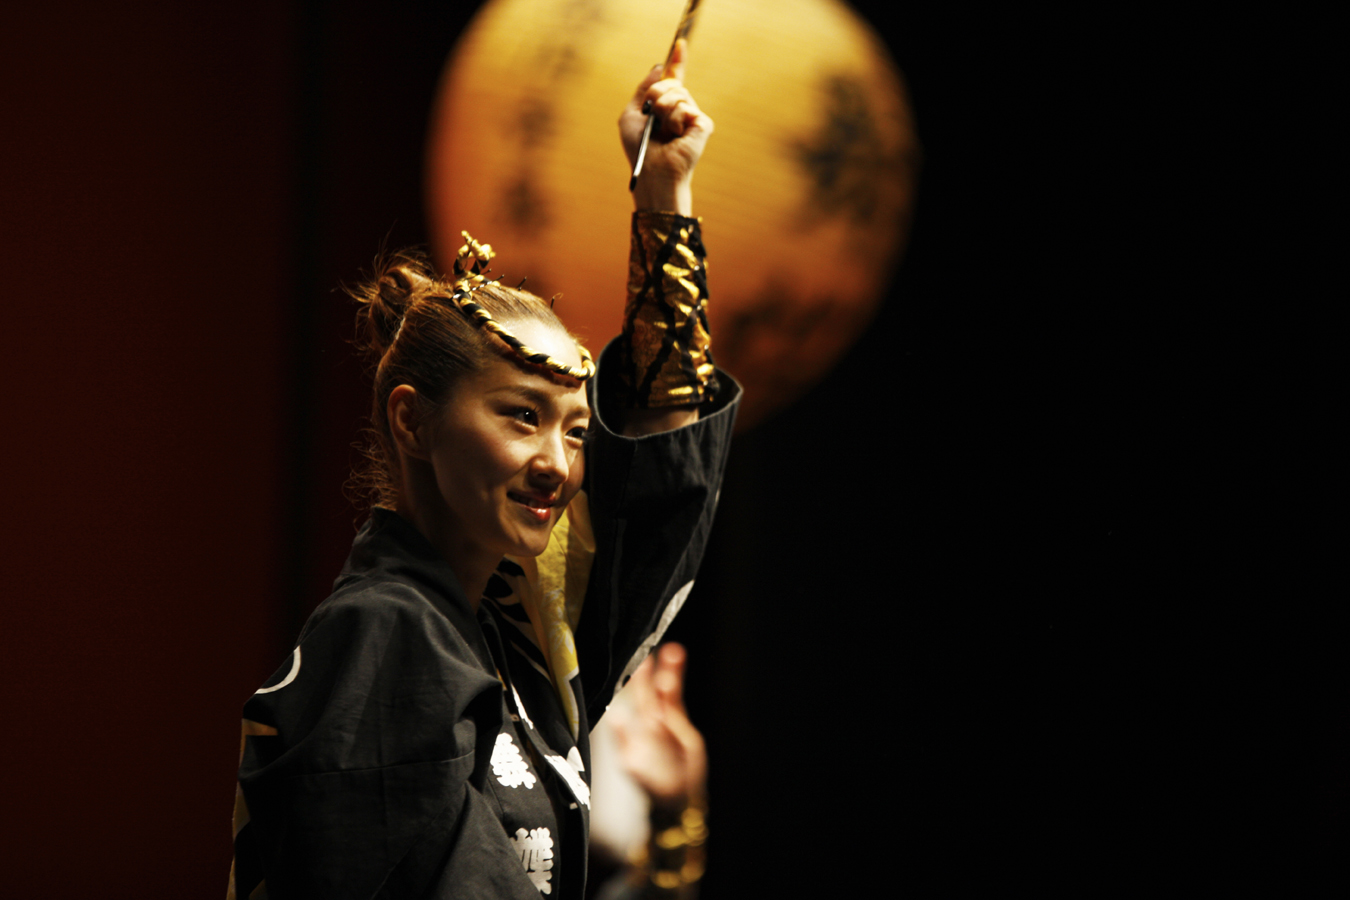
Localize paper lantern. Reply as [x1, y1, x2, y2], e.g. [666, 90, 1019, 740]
[427, 0, 917, 428]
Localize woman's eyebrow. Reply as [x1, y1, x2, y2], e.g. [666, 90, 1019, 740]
[489, 384, 554, 408]
[490, 384, 590, 420]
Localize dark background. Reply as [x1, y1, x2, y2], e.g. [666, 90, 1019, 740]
[1, 1, 1336, 896]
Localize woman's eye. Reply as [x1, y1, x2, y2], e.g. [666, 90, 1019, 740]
[567, 425, 593, 443]
[511, 407, 539, 427]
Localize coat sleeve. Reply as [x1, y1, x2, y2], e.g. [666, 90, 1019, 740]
[576, 339, 740, 725]
[231, 586, 541, 900]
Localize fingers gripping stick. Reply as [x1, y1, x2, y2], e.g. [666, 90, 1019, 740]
[629, 0, 703, 191]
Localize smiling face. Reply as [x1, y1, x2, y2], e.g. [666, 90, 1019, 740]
[425, 318, 591, 565]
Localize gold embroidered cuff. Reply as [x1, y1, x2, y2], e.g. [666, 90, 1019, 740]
[620, 211, 716, 409]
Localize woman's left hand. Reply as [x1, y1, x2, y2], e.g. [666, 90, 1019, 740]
[608, 642, 708, 810]
[620, 39, 713, 216]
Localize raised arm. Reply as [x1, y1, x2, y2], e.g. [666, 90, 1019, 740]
[615, 40, 714, 437]
[572, 46, 735, 722]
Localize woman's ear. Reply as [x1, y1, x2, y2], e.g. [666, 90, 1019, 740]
[388, 385, 431, 461]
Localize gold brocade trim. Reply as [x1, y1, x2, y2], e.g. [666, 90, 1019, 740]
[226, 869, 267, 900]
[232, 784, 250, 839]
[623, 212, 715, 408]
[229, 719, 278, 898]
[237, 718, 278, 763]
[240, 720, 278, 738]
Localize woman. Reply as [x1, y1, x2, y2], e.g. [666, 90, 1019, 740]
[229, 44, 736, 900]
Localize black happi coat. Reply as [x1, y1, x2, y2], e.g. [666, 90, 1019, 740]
[231, 346, 739, 900]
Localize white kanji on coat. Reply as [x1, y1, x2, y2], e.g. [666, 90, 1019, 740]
[511, 826, 554, 894]
[491, 732, 536, 789]
[545, 752, 590, 808]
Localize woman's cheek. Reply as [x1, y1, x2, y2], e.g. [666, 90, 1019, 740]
[566, 451, 585, 497]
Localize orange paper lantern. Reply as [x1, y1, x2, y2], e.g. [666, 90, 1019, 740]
[427, 0, 917, 428]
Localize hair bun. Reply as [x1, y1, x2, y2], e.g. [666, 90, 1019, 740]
[352, 250, 438, 358]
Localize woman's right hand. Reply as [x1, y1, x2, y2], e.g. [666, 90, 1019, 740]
[619, 39, 713, 216]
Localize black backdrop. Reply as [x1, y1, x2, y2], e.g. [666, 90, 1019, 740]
[0, 2, 1336, 895]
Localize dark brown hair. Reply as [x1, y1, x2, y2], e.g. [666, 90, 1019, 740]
[347, 248, 572, 511]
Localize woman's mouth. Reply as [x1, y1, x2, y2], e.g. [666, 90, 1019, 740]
[508, 490, 557, 523]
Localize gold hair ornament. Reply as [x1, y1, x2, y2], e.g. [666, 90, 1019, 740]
[447, 231, 595, 381]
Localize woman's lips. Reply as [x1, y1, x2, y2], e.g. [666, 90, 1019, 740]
[508, 490, 557, 523]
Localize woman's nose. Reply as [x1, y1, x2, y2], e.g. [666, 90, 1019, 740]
[530, 430, 570, 484]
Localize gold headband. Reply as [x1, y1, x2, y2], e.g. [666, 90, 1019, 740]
[446, 231, 595, 381]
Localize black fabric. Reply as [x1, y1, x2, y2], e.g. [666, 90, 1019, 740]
[579, 343, 739, 722]
[233, 342, 739, 899]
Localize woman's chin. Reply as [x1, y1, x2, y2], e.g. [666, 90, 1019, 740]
[507, 526, 555, 561]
